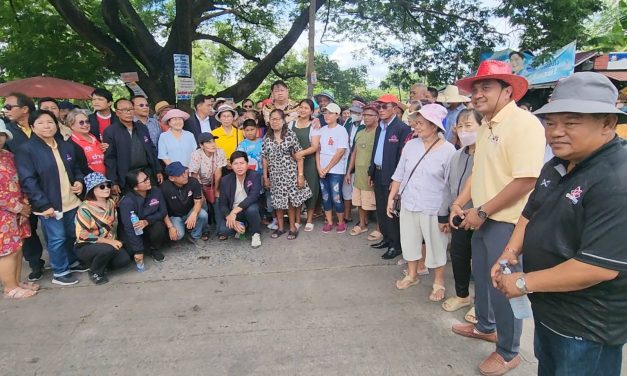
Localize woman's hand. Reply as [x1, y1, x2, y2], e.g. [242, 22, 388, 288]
[294, 151, 305, 160]
[109, 239, 123, 250]
[438, 223, 450, 234]
[39, 208, 55, 218]
[100, 143, 109, 152]
[449, 203, 465, 229]
[318, 167, 327, 179]
[133, 219, 149, 231]
[19, 203, 32, 217]
[71, 181, 83, 194]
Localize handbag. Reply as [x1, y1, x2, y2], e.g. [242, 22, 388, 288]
[202, 184, 216, 204]
[391, 138, 439, 217]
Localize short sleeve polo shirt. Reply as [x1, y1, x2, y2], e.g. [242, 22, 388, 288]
[471, 101, 546, 224]
[522, 137, 627, 345]
[161, 177, 202, 218]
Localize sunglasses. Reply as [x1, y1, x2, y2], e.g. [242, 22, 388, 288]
[135, 103, 149, 108]
[97, 182, 112, 190]
[3, 104, 20, 110]
[243, 105, 253, 109]
[116, 108, 134, 113]
[75, 120, 89, 126]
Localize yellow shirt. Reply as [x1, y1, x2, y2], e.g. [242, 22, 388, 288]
[49, 140, 81, 212]
[616, 124, 627, 139]
[471, 101, 546, 224]
[212, 126, 244, 159]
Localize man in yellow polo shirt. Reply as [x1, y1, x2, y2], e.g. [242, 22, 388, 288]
[449, 60, 546, 376]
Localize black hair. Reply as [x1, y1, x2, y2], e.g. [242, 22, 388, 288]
[496, 79, 512, 90]
[214, 98, 226, 109]
[509, 51, 525, 60]
[125, 168, 147, 190]
[456, 109, 483, 126]
[28, 109, 58, 127]
[242, 98, 254, 107]
[193, 94, 207, 110]
[84, 189, 97, 201]
[37, 97, 58, 108]
[298, 99, 315, 118]
[205, 94, 216, 100]
[91, 88, 113, 103]
[7, 92, 35, 113]
[352, 96, 367, 104]
[427, 87, 439, 99]
[130, 95, 148, 104]
[114, 98, 132, 109]
[265, 108, 287, 139]
[230, 150, 249, 164]
[270, 80, 288, 91]
[243, 119, 258, 129]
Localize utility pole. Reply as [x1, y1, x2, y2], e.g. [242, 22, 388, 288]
[306, 0, 316, 98]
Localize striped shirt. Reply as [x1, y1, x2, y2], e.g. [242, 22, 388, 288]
[75, 199, 118, 243]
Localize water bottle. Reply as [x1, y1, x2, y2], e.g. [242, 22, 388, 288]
[236, 221, 246, 239]
[130, 211, 143, 236]
[499, 260, 533, 319]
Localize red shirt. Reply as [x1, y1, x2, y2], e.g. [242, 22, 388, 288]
[71, 133, 106, 174]
[96, 113, 112, 139]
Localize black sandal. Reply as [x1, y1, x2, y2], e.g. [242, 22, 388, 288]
[271, 229, 285, 238]
[218, 234, 228, 241]
[287, 230, 299, 240]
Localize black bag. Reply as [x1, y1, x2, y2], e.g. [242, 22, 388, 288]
[391, 138, 439, 217]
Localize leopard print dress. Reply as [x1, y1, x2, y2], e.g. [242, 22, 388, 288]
[262, 129, 312, 209]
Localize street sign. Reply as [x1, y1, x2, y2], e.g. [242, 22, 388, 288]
[173, 54, 191, 77]
[120, 72, 139, 83]
[176, 77, 195, 101]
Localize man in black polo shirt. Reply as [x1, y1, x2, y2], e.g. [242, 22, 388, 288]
[161, 162, 208, 245]
[492, 72, 627, 376]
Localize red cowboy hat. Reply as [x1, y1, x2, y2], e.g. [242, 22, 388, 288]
[456, 60, 529, 101]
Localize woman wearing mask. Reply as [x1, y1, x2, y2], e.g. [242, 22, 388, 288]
[387, 104, 455, 302]
[439, 109, 482, 323]
[262, 109, 311, 239]
[290, 99, 321, 231]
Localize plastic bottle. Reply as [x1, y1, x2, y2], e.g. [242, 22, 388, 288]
[499, 259, 533, 319]
[130, 211, 143, 236]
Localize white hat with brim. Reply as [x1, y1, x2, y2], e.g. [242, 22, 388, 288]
[162, 109, 190, 123]
[534, 72, 627, 124]
[416, 104, 449, 132]
[0, 119, 13, 140]
[437, 85, 471, 103]
[215, 105, 238, 119]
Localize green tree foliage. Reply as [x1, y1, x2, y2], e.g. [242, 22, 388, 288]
[497, 0, 603, 54]
[582, 0, 627, 51]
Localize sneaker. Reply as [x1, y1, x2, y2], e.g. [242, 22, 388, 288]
[336, 223, 347, 233]
[28, 268, 44, 282]
[90, 273, 109, 285]
[69, 263, 89, 273]
[136, 261, 145, 272]
[322, 223, 333, 233]
[150, 248, 165, 262]
[267, 219, 278, 230]
[52, 274, 79, 286]
[251, 233, 262, 249]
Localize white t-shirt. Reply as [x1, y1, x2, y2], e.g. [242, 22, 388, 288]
[319, 124, 349, 175]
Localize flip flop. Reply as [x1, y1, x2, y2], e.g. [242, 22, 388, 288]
[442, 296, 472, 312]
[349, 225, 368, 236]
[396, 276, 419, 290]
[429, 283, 446, 302]
[465, 307, 478, 324]
[287, 230, 299, 240]
[367, 230, 382, 241]
[218, 234, 228, 241]
[271, 229, 285, 238]
[4, 287, 37, 300]
[402, 268, 429, 276]
[304, 223, 314, 232]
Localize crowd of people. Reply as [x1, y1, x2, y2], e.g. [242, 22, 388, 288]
[0, 60, 626, 375]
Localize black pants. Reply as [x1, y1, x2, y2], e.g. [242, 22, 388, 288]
[373, 169, 401, 249]
[218, 203, 261, 236]
[75, 243, 131, 275]
[450, 227, 473, 298]
[23, 214, 44, 270]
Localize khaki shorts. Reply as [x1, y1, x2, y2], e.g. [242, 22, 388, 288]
[352, 187, 376, 211]
[399, 208, 450, 268]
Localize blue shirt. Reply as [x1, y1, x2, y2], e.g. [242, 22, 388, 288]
[157, 130, 198, 167]
[374, 116, 396, 167]
[237, 138, 263, 173]
[135, 116, 162, 151]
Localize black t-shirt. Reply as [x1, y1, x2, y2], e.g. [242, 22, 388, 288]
[160, 177, 202, 218]
[522, 137, 627, 345]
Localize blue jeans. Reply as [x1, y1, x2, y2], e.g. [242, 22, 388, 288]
[170, 208, 209, 240]
[534, 320, 623, 376]
[218, 203, 262, 237]
[319, 173, 344, 213]
[39, 208, 78, 277]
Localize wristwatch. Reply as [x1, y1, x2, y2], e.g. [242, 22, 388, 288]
[477, 206, 488, 220]
[515, 275, 530, 294]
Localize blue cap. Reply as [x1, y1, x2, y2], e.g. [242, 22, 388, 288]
[164, 161, 188, 177]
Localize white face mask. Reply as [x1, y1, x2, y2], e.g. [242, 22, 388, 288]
[350, 114, 362, 122]
[458, 130, 478, 147]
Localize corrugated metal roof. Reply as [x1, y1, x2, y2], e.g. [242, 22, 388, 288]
[599, 71, 627, 82]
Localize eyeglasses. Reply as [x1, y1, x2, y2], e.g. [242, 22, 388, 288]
[75, 120, 89, 126]
[97, 183, 112, 190]
[116, 108, 134, 113]
[269, 117, 283, 122]
[135, 103, 149, 108]
[243, 105, 253, 109]
[379, 103, 396, 109]
[362, 113, 378, 117]
[139, 176, 150, 184]
[3, 104, 19, 110]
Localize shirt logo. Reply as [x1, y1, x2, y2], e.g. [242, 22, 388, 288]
[328, 137, 334, 146]
[540, 179, 551, 188]
[565, 186, 583, 204]
[246, 180, 253, 188]
[148, 198, 159, 206]
[144, 136, 149, 143]
[65, 154, 73, 162]
[388, 135, 399, 143]
[187, 191, 192, 197]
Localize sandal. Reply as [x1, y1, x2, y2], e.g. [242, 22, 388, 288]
[465, 306, 478, 324]
[4, 287, 37, 300]
[271, 229, 285, 238]
[442, 296, 472, 312]
[19, 282, 40, 291]
[201, 232, 210, 241]
[218, 234, 228, 241]
[349, 225, 368, 236]
[304, 223, 314, 232]
[287, 230, 299, 240]
[367, 230, 383, 241]
[429, 283, 446, 302]
[402, 268, 429, 276]
[396, 276, 419, 290]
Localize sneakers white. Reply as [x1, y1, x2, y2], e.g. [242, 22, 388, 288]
[251, 233, 261, 249]
[267, 219, 278, 230]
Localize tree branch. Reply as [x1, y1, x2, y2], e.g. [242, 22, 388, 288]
[194, 33, 261, 62]
[198, 9, 232, 23]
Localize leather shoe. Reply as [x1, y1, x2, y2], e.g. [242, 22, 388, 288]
[370, 240, 389, 249]
[381, 247, 401, 259]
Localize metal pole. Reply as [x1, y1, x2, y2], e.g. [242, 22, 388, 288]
[306, 0, 316, 98]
